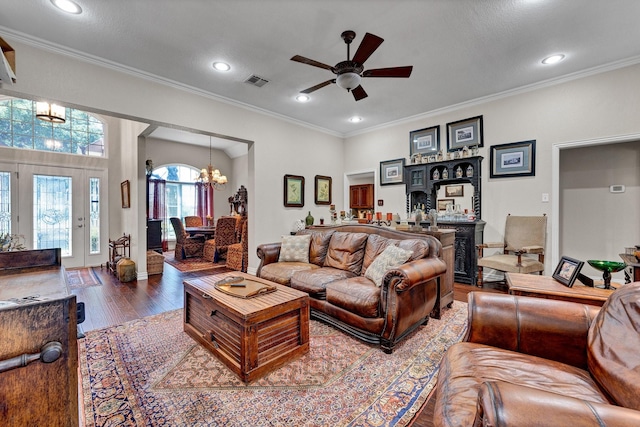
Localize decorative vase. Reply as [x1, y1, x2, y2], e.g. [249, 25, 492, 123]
[305, 211, 314, 226]
[291, 219, 305, 234]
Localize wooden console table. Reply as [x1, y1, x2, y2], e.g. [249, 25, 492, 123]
[506, 272, 613, 306]
[0, 248, 78, 426]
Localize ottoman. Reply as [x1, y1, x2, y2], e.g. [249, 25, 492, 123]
[147, 250, 164, 275]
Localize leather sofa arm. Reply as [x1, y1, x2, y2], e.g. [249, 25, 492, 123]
[475, 381, 640, 426]
[255, 242, 281, 276]
[384, 257, 447, 293]
[466, 293, 600, 369]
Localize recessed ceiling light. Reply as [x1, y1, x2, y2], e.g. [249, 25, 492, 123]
[212, 62, 231, 72]
[349, 116, 362, 123]
[50, 0, 82, 14]
[295, 94, 310, 103]
[542, 54, 565, 65]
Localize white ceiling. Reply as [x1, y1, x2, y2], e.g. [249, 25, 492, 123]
[2, 0, 640, 140]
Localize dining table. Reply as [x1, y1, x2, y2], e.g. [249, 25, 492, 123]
[185, 226, 216, 240]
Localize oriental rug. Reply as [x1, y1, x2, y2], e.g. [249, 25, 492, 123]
[79, 302, 468, 427]
[66, 267, 102, 289]
[163, 252, 227, 273]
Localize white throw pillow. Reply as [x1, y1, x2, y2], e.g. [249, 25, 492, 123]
[364, 245, 413, 287]
[278, 234, 312, 263]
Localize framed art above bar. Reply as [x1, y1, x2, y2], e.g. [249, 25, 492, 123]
[490, 140, 536, 178]
[446, 115, 483, 152]
[410, 125, 440, 157]
[380, 158, 405, 185]
[284, 174, 305, 207]
[314, 175, 332, 205]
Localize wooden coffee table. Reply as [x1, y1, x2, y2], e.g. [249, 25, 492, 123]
[183, 272, 309, 383]
[506, 272, 614, 306]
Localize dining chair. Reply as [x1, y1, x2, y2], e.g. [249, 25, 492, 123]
[170, 217, 205, 260]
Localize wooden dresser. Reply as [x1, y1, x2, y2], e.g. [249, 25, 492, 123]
[0, 249, 78, 427]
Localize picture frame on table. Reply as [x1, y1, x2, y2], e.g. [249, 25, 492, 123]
[490, 140, 536, 178]
[380, 158, 405, 185]
[437, 199, 454, 211]
[120, 180, 130, 209]
[445, 184, 464, 197]
[314, 175, 332, 205]
[409, 125, 440, 157]
[284, 174, 305, 207]
[446, 115, 483, 152]
[552, 256, 584, 287]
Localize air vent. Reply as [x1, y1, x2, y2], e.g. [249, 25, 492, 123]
[244, 74, 269, 87]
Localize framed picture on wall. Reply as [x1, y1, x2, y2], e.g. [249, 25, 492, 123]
[446, 115, 483, 152]
[284, 174, 305, 207]
[410, 125, 440, 157]
[490, 140, 536, 178]
[121, 180, 130, 209]
[380, 158, 405, 185]
[314, 175, 332, 205]
[437, 199, 454, 211]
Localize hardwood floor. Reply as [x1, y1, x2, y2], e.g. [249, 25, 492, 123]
[73, 261, 506, 426]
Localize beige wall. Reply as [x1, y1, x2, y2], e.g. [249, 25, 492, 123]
[560, 141, 640, 281]
[344, 63, 640, 276]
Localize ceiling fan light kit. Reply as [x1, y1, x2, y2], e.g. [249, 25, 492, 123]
[291, 30, 413, 101]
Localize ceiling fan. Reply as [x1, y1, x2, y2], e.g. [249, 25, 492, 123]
[291, 30, 413, 101]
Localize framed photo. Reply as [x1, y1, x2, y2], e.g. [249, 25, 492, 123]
[445, 184, 464, 197]
[410, 125, 440, 157]
[437, 199, 454, 211]
[490, 140, 536, 178]
[446, 115, 483, 152]
[120, 180, 130, 209]
[284, 174, 305, 207]
[380, 158, 405, 185]
[314, 175, 332, 205]
[552, 256, 584, 287]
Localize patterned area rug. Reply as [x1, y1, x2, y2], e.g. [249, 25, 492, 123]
[66, 267, 102, 289]
[163, 252, 227, 273]
[78, 302, 467, 427]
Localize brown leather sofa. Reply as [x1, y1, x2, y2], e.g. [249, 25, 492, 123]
[256, 224, 447, 353]
[434, 283, 640, 426]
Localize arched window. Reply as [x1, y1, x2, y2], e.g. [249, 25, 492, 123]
[152, 165, 200, 240]
[0, 98, 105, 156]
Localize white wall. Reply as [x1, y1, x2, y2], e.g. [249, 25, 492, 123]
[344, 63, 640, 274]
[560, 141, 640, 282]
[2, 39, 344, 273]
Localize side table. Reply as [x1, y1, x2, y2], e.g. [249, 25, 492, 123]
[506, 272, 614, 307]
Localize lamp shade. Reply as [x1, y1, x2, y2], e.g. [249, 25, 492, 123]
[36, 102, 66, 123]
[336, 72, 361, 90]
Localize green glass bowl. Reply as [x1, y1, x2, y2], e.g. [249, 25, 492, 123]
[587, 260, 626, 273]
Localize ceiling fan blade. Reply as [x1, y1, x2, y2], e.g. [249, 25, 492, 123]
[363, 66, 413, 78]
[291, 55, 334, 71]
[352, 33, 384, 64]
[300, 79, 335, 94]
[351, 85, 368, 101]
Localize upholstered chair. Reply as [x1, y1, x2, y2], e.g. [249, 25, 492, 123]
[170, 217, 205, 260]
[203, 216, 238, 262]
[184, 216, 203, 227]
[226, 220, 248, 272]
[476, 214, 547, 287]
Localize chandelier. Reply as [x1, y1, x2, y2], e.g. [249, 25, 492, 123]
[197, 136, 227, 189]
[36, 102, 66, 123]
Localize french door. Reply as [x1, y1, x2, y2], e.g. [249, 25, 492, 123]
[14, 164, 107, 268]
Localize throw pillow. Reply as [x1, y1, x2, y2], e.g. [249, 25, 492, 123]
[364, 245, 413, 287]
[278, 234, 312, 263]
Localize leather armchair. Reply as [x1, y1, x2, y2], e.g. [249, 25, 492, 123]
[434, 284, 640, 426]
